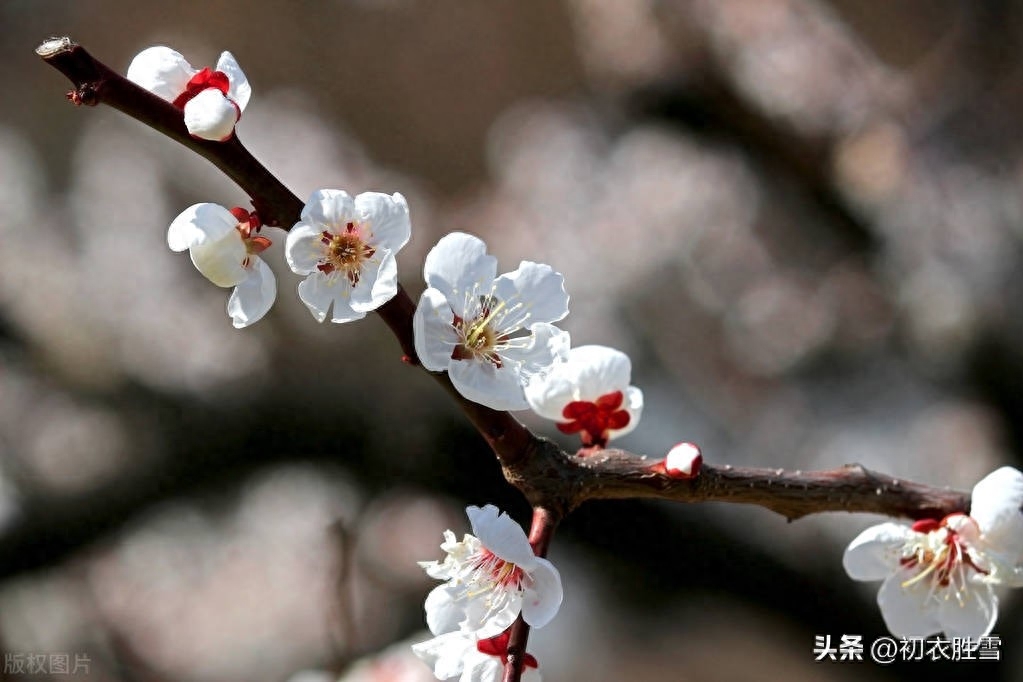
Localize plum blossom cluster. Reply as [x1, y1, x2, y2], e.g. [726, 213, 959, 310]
[410, 234, 650, 451]
[843, 466, 1023, 639]
[132, 46, 411, 328]
[414, 505, 558, 681]
[165, 190, 409, 328]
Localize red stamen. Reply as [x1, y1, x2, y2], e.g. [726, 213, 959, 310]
[911, 518, 941, 534]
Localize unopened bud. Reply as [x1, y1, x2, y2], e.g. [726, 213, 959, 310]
[664, 442, 702, 479]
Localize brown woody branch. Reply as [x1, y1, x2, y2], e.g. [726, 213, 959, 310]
[38, 36, 971, 526]
[500, 441, 969, 521]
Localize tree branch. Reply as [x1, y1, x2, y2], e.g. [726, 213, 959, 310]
[37, 37, 971, 531]
[504, 441, 969, 521]
[36, 35, 535, 462]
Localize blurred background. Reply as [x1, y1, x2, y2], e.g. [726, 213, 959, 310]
[3, 0, 1023, 680]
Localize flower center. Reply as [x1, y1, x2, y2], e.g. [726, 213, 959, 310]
[472, 547, 524, 590]
[316, 223, 376, 286]
[172, 67, 231, 108]
[451, 298, 510, 367]
[900, 514, 988, 602]
[557, 391, 630, 447]
[476, 629, 539, 669]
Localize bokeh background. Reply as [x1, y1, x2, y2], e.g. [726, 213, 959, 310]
[3, 1, 1023, 680]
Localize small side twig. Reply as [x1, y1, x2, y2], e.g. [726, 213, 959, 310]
[502, 507, 560, 682]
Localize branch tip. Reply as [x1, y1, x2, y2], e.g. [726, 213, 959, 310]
[36, 36, 75, 58]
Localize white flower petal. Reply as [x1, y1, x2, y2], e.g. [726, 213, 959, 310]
[843, 523, 914, 581]
[414, 288, 460, 371]
[284, 223, 325, 275]
[350, 252, 399, 312]
[301, 189, 355, 230]
[449, 360, 529, 411]
[183, 88, 239, 141]
[167, 203, 237, 252]
[970, 466, 1023, 561]
[493, 261, 569, 326]
[355, 191, 411, 252]
[937, 585, 997, 639]
[297, 273, 365, 324]
[520, 558, 562, 629]
[462, 653, 503, 682]
[567, 345, 632, 400]
[423, 233, 498, 310]
[126, 46, 196, 102]
[467, 505, 536, 569]
[411, 631, 470, 679]
[227, 258, 276, 328]
[425, 585, 465, 636]
[189, 232, 247, 288]
[499, 324, 570, 380]
[465, 592, 521, 638]
[876, 569, 942, 638]
[215, 50, 251, 112]
[524, 372, 577, 421]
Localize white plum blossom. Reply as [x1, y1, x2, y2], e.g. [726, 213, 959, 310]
[420, 505, 563, 638]
[168, 203, 282, 328]
[285, 189, 410, 323]
[412, 628, 541, 682]
[413, 233, 569, 411]
[525, 345, 643, 447]
[127, 46, 251, 141]
[843, 466, 1023, 639]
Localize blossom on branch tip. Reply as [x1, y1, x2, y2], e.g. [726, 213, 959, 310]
[411, 628, 541, 682]
[525, 345, 643, 447]
[168, 203, 282, 328]
[413, 232, 570, 411]
[127, 46, 250, 141]
[843, 466, 1023, 639]
[285, 189, 410, 323]
[420, 505, 563, 638]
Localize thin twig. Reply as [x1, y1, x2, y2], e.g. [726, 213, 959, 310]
[502, 507, 560, 682]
